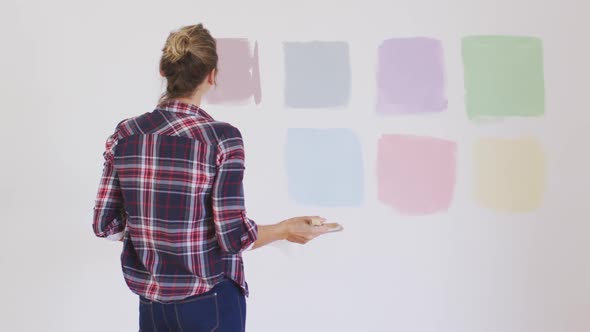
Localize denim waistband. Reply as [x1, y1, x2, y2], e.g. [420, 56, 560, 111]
[139, 278, 237, 304]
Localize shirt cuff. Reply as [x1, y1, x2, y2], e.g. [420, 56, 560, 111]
[106, 232, 124, 241]
[245, 242, 255, 251]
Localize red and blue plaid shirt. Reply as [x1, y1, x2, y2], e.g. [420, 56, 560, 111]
[93, 100, 258, 302]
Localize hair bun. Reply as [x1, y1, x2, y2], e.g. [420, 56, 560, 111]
[164, 31, 191, 63]
[158, 23, 218, 103]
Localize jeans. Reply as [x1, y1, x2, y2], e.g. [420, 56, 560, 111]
[139, 279, 246, 332]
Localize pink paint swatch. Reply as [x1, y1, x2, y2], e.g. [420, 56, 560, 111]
[376, 38, 447, 114]
[205, 38, 261, 105]
[377, 135, 456, 215]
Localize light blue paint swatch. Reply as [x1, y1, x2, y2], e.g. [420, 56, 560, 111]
[284, 42, 351, 108]
[286, 128, 363, 206]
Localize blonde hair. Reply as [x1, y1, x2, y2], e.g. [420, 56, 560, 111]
[159, 24, 218, 103]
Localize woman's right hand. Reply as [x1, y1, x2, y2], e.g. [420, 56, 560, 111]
[279, 216, 340, 244]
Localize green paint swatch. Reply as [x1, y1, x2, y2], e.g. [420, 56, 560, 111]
[462, 36, 545, 119]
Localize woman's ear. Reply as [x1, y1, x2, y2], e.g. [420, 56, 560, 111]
[159, 69, 165, 77]
[207, 69, 216, 85]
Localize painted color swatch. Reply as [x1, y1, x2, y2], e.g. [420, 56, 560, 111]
[284, 42, 351, 108]
[462, 36, 545, 119]
[377, 135, 456, 215]
[473, 138, 545, 212]
[286, 128, 363, 206]
[377, 38, 447, 114]
[204, 38, 261, 105]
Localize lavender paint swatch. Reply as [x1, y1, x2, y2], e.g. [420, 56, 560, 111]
[284, 42, 351, 108]
[286, 128, 363, 206]
[204, 38, 261, 105]
[376, 38, 447, 114]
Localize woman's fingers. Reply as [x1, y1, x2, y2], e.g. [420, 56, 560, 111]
[310, 223, 342, 234]
[284, 216, 342, 244]
[324, 223, 343, 233]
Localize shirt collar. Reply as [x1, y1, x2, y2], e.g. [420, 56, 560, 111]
[156, 99, 214, 120]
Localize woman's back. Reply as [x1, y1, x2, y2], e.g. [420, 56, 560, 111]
[94, 99, 257, 303]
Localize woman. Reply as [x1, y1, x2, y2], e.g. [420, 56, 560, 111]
[92, 23, 337, 332]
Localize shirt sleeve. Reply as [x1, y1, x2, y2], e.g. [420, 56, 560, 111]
[92, 124, 127, 240]
[212, 127, 258, 254]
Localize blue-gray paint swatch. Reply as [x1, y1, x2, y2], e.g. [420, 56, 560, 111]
[284, 42, 351, 108]
[286, 128, 363, 206]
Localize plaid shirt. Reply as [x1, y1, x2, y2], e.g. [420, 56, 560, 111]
[93, 100, 258, 303]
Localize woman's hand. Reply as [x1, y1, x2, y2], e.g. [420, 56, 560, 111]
[250, 216, 342, 250]
[279, 216, 339, 244]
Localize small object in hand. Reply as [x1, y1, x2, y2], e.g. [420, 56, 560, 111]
[310, 217, 325, 226]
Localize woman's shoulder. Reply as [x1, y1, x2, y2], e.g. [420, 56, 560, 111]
[209, 121, 243, 142]
[112, 112, 150, 137]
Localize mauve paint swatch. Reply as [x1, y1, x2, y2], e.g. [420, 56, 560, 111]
[376, 38, 447, 114]
[205, 38, 261, 105]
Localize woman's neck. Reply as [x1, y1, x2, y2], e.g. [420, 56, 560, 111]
[175, 95, 202, 107]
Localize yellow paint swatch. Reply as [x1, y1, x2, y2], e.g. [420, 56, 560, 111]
[473, 138, 545, 212]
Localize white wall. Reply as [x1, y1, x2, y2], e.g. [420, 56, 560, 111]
[1, 0, 590, 331]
